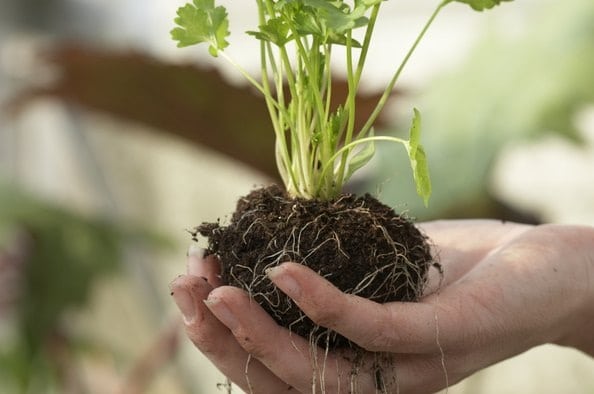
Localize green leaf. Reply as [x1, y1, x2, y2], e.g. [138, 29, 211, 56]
[343, 129, 376, 183]
[405, 109, 432, 207]
[247, 18, 292, 46]
[301, 0, 367, 34]
[356, 0, 383, 6]
[276, 0, 369, 44]
[454, 0, 514, 11]
[329, 105, 346, 144]
[171, 0, 230, 56]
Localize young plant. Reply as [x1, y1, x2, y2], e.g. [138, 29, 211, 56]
[172, 0, 511, 203]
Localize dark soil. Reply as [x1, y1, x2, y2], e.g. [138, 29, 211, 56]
[194, 185, 434, 349]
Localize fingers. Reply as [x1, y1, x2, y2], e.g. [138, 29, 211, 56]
[266, 262, 468, 354]
[204, 285, 378, 393]
[170, 275, 293, 393]
[173, 254, 481, 393]
[203, 283, 475, 393]
[187, 245, 223, 287]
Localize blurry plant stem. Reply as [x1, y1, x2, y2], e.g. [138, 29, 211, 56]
[45, 329, 88, 394]
[117, 318, 183, 394]
[65, 106, 166, 316]
[64, 106, 196, 390]
[0, 229, 31, 314]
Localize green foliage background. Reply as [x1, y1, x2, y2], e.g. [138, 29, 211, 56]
[372, 0, 594, 219]
[0, 185, 121, 386]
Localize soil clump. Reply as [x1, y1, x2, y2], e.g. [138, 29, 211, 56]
[195, 185, 434, 348]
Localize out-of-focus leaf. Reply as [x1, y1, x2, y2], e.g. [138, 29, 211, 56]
[0, 185, 119, 352]
[0, 182, 169, 388]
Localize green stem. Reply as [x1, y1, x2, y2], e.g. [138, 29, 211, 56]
[330, 3, 381, 197]
[316, 135, 408, 197]
[319, 43, 334, 196]
[358, 0, 448, 138]
[354, 3, 381, 87]
[218, 51, 270, 102]
[256, 0, 295, 190]
[333, 30, 358, 196]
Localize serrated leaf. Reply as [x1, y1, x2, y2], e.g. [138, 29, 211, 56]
[247, 18, 292, 46]
[327, 32, 363, 47]
[405, 109, 432, 207]
[171, 0, 230, 56]
[343, 129, 376, 183]
[454, 0, 513, 11]
[301, 0, 368, 33]
[277, 0, 370, 44]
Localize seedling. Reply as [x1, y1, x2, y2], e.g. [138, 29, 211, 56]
[173, 0, 511, 204]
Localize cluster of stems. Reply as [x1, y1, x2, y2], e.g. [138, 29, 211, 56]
[173, 0, 510, 202]
[244, 0, 449, 200]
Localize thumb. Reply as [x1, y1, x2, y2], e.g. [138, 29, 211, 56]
[268, 262, 466, 354]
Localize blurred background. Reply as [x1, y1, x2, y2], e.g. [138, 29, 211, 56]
[1, 0, 593, 393]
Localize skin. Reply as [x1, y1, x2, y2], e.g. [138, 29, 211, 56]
[170, 220, 594, 393]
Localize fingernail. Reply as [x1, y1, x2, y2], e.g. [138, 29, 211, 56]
[204, 296, 239, 331]
[187, 244, 204, 258]
[266, 265, 301, 300]
[187, 245, 205, 276]
[171, 287, 198, 325]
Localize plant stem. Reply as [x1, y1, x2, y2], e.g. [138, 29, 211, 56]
[256, 0, 292, 190]
[317, 135, 408, 195]
[218, 51, 270, 102]
[358, 0, 449, 138]
[324, 3, 382, 198]
[354, 3, 381, 87]
[332, 30, 358, 198]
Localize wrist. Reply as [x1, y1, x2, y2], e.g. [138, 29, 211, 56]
[552, 225, 594, 356]
[562, 286, 594, 357]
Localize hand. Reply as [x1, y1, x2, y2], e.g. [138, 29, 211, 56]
[170, 220, 594, 393]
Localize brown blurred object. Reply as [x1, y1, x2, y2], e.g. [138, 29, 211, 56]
[118, 318, 183, 394]
[8, 44, 396, 180]
[0, 230, 30, 315]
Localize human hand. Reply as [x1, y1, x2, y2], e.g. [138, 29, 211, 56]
[170, 220, 594, 393]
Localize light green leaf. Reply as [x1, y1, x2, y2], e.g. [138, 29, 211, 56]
[247, 17, 292, 46]
[329, 105, 346, 143]
[405, 109, 432, 206]
[303, 0, 368, 34]
[171, 0, 230, 56]
[277, 0, 369, 43]
[454, 0, 514, 11]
